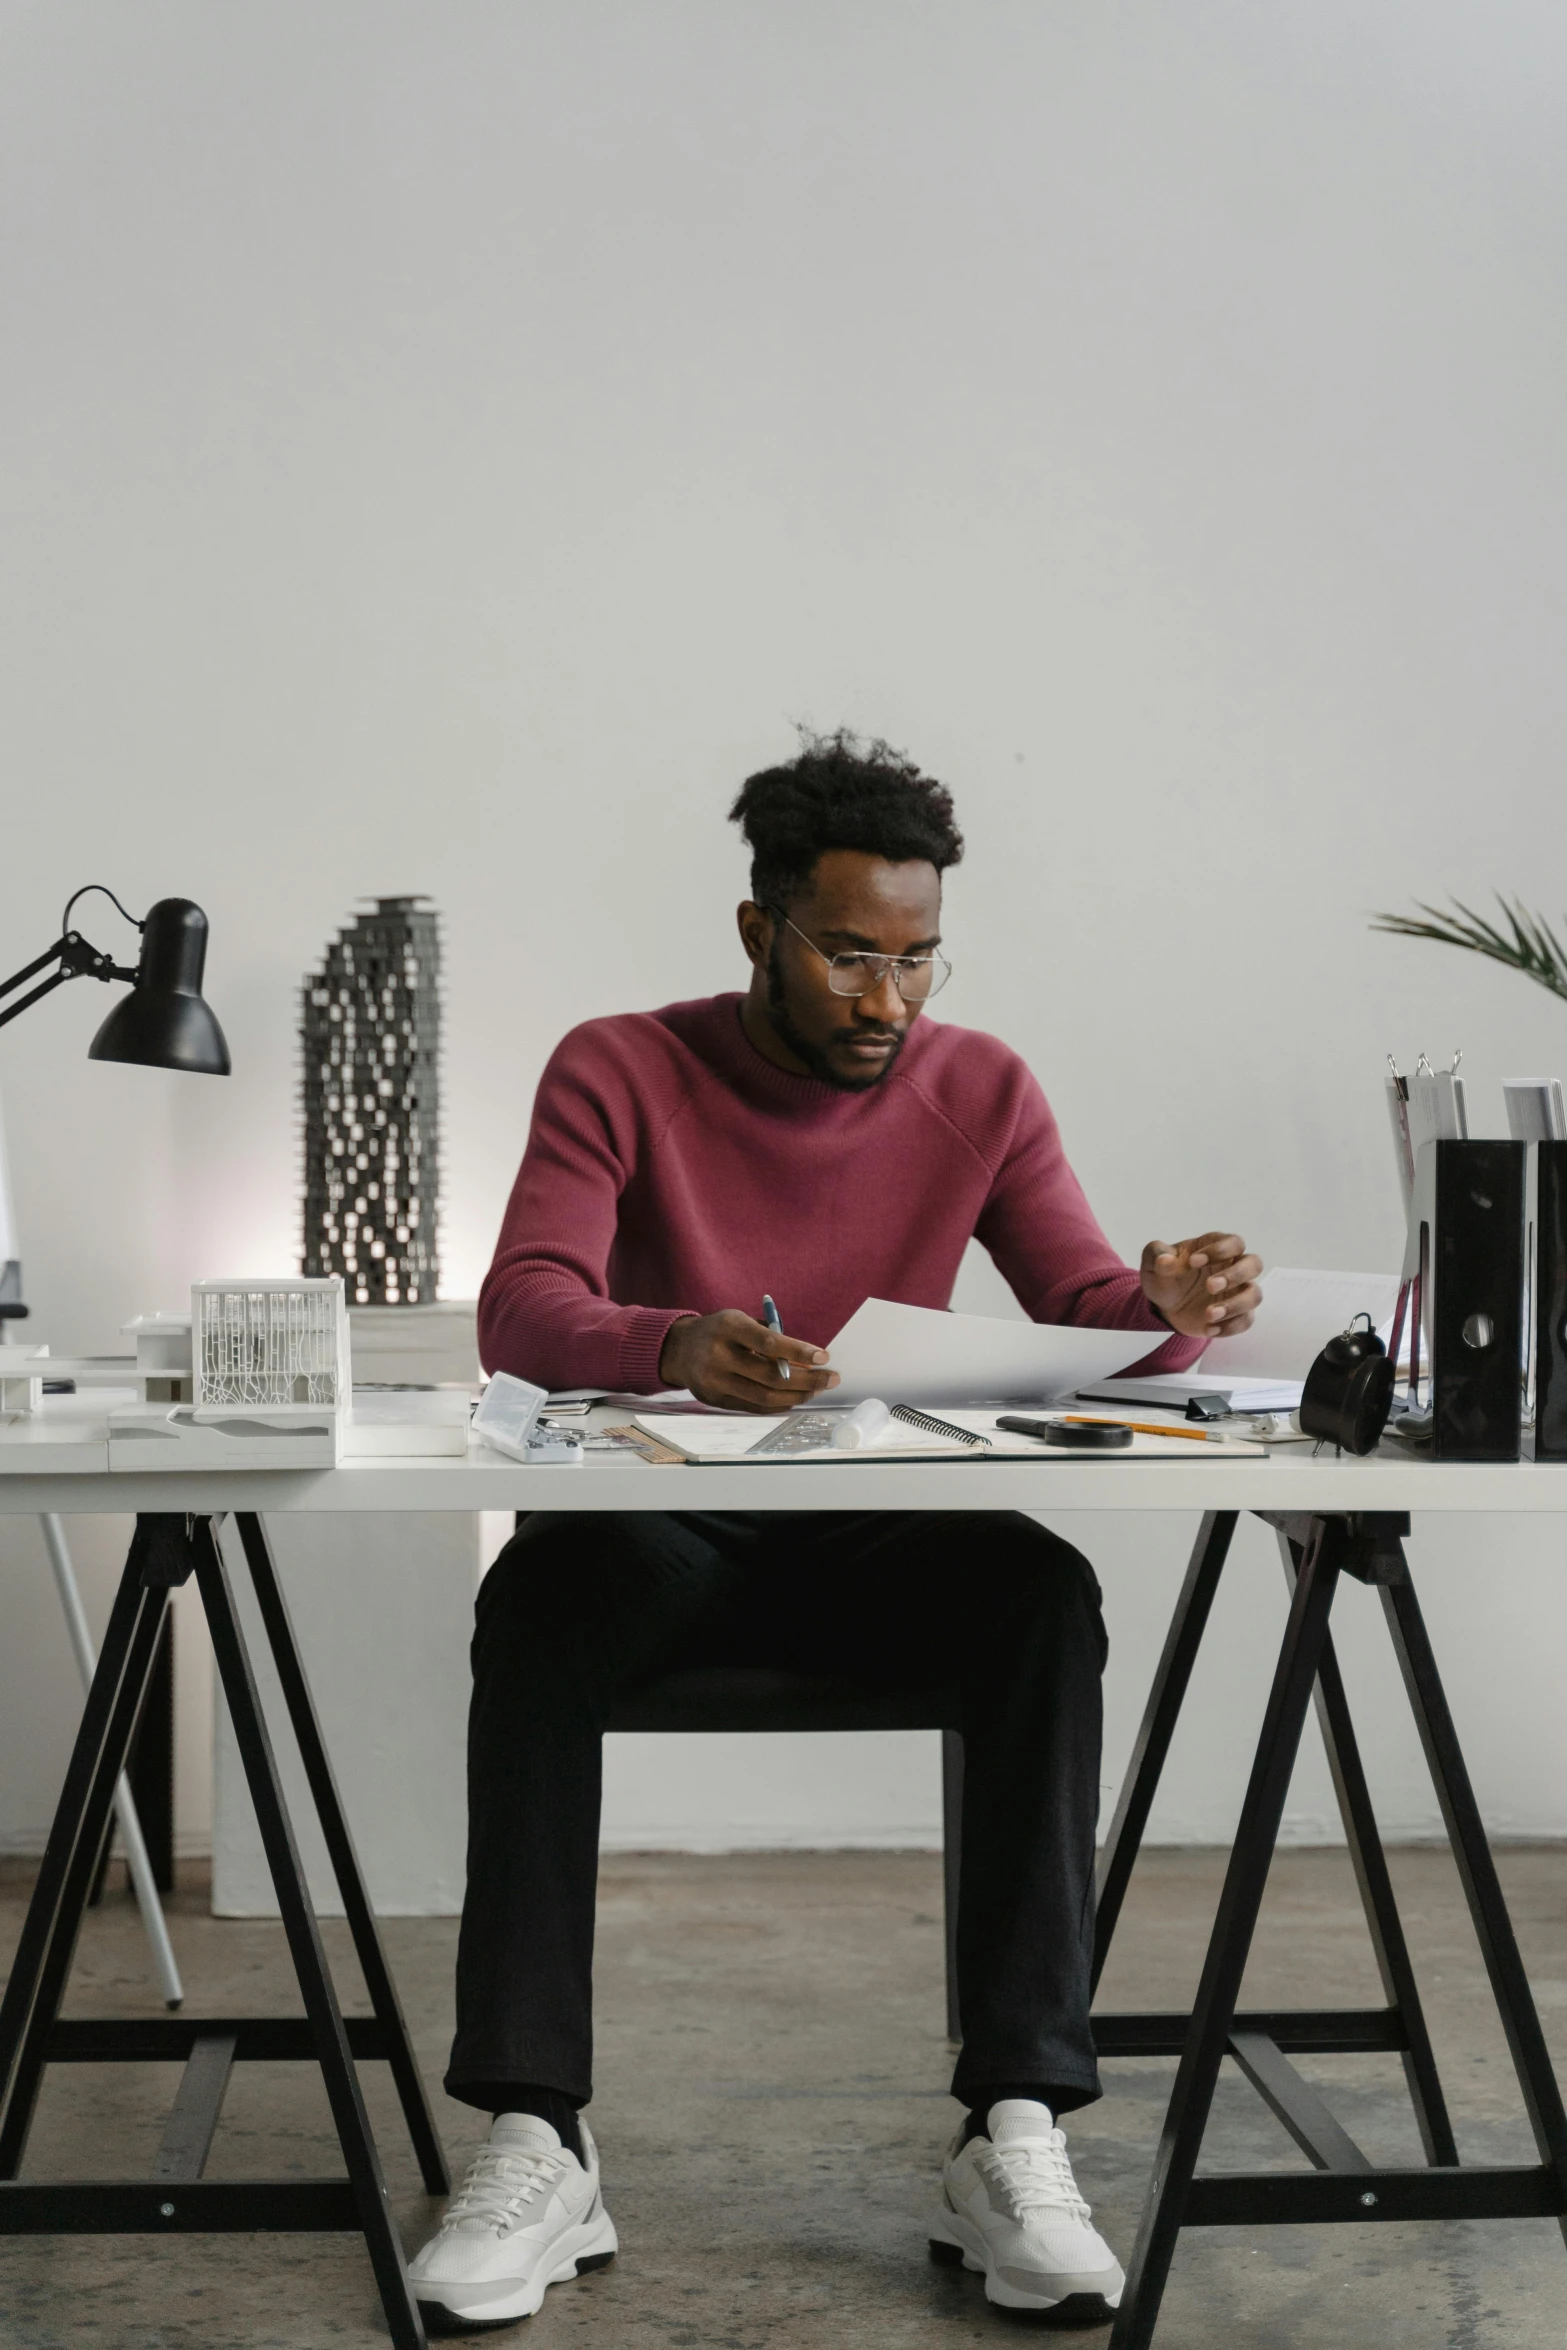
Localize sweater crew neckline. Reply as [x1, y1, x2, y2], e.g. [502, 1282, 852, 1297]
[703, 993, 927, 1110]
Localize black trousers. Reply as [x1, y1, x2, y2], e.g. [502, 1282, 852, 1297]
[445, 1509, 1108, 2115]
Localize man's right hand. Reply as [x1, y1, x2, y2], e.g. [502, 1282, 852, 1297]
[658, 1310, 840, 1413]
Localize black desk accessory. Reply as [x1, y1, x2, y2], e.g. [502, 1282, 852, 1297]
[1402, 1138, 1525, 1461]
[1299, 1316, 1395, 1455]
[1534, 1140, 1567, 1460]
[1183, 1392, 1232, 1423]
[0, 886, 230, 1073]
[994, 1414, 1133, 1449]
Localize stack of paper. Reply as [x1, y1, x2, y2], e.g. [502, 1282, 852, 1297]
[1077, 1374, 1305, 1415]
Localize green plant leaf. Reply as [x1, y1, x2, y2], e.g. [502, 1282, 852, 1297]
[1370, 895, 1567, 1005]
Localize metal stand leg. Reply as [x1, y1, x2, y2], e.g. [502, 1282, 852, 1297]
[0, 1513, 444, 2350]
[192, 1518, 426, 2347]
[1274, 1526, 1455, 2165]
[1093, 1512, 1236, 1990]
[231, 1513, 449, 2194]
[940, 1728, 964, 2044]
[1099, 1510, 1567, 2348]
[0, 1535, 170, 2175]
[127, 1606, 176, 1891]
[1109, 1514, 1346, 2350]
[1381, 1569, 1567, 2241]
[39, 1513, 184, 2008]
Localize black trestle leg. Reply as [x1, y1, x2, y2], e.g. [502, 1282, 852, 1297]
[128, 1609, 178, 1893]
[0, 1539, 153, 2144]
[231, 1513, 449, 2195]
[1274, 1529, 1457, 2167]
[1109, 1516, 1345, 2350]
[190, 1518, 428, 2350]
[1093, 1512, 1236, 1992]
[0, 1561, 169, 2177]
[1380, 1564, 1567, 2241]
[940, 1728, 964, 2045]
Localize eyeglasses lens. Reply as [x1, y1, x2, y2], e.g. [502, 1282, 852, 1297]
[827, 956, 948, 1000]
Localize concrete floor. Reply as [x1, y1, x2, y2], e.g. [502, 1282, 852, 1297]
[1, 1845, 1565, 2349]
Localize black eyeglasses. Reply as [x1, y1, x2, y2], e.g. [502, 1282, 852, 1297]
[774, 912, 952, 1001]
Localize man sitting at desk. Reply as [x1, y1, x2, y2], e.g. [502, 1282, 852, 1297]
[409, 732, 1261, 2332]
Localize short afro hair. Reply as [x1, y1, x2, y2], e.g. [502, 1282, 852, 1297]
[729, 728, 964, 911]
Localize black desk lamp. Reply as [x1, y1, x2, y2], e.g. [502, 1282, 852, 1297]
[0, 885, 231, 1074]
[0, 885, 230, 1323]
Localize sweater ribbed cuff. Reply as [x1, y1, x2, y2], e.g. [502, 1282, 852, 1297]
[617, 1306, 699, 1395]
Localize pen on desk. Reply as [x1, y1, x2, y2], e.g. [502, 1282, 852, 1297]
[761, 1294, 789, 1381]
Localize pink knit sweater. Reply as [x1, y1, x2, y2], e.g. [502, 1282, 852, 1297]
[479, 993, 1202, 1394]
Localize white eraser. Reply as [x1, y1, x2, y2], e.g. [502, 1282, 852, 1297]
[831, 1397, 893, 1451]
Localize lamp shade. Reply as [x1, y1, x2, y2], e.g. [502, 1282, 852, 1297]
[88, 898, 231, 1075]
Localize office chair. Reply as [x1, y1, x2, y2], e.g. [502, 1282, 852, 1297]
[608, 1669, 965, 2041]
[509, 1513, 965, 2038]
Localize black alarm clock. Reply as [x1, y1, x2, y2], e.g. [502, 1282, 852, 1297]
[1299, 1314, 1396, 1456]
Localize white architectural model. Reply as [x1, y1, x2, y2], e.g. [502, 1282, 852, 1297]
[192, 1277, 350, 1410]
[3, 1278, 466, 1464]
[111, 1277, 351, 1465]
[1, 1317, 195, 1415]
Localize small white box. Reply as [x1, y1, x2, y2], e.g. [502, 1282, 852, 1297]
[472, 1372, 582, 1464]
[343, 1389, 472, 1458]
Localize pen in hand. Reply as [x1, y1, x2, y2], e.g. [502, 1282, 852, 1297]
[761, 1294, 789, 1381]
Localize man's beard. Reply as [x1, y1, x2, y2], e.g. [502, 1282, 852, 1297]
[765, 944, 906, 1092]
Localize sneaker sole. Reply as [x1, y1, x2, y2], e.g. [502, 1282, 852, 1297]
[415, 2207, 619, 2331]
[929, 2218, 1122, 2324]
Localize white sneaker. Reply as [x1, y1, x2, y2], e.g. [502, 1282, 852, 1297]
[930, 2099, 1125, 2317]
[407, 2113, 617, 2332]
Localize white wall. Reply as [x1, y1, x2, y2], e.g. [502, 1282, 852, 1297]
[4, 3, 1567, 1863]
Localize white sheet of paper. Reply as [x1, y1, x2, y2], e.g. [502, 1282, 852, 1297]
[819, 1298, 1162, 1407]
[1190, 1267, 1402, 1380]
[547, 1387, 706, 1411]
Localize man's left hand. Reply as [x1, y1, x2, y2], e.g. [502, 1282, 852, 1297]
[1140, 1232, 1263, 1340]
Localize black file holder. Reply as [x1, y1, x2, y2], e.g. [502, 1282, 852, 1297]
[1426, 1139, 1525, 1461]
[0, 1513, 447, 2349]
[1534, 1139, 1567, 1459]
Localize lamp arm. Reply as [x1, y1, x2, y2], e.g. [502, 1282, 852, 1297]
[0, 932, 140, 1033]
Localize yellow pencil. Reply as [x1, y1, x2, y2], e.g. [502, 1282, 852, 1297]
[1060, 1415, 1214, 1444]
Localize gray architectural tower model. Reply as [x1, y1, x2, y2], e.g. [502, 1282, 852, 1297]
[301, 897, 440, 1305]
